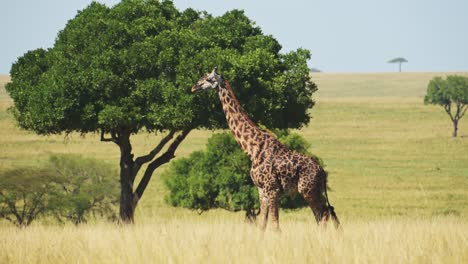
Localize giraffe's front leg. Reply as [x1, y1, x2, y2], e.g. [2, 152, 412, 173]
[257, 187, 268, 231]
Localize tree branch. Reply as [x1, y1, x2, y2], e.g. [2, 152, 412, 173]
[0, 209, 14, 224]
[26, 192, 46, 226]
[458, 104, 467, 119]
[454, 102, 462, 121]
[100, 130, 116, 143]
[5, 198, 21, 225]
[134, 129, 191, 200]
[112, 131, 119, 142]
[444, 103, 455, 122]
[134, 130, 177, 172]
[20, 193, 27, 224]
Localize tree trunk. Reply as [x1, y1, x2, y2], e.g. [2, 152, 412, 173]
[102, 129, 190, 223]
[119, 169, 136, 223]
[452, 119, 458, 137]
[399, 62, 402, 72]
[118, 132, 137, 223]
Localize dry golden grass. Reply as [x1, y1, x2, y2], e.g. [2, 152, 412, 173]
[1, 216, 467, 264]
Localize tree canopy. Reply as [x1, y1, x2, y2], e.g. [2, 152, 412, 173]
[6, 0, 317, 222]
[6, 1, 315, 135]
[424, 75, 468, 137]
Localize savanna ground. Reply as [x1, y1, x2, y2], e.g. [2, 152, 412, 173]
[0, 72, 467, 263]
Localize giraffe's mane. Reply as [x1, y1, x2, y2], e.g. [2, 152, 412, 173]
[222, 80, 258, 129]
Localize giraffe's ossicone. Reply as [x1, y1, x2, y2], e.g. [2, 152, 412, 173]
[192, 68, 340, 231]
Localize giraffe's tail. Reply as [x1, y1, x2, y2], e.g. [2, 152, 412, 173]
[322, 169, 341, 228]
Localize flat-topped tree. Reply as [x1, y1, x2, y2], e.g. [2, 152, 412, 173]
[388, 57, 408, 72]
[6, 1, 316, 223]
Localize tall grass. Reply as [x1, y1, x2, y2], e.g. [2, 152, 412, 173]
[1, 217, 467, 263]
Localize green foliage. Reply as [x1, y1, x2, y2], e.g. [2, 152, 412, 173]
[47, 154, 119, 225]
[424, 75, 468, 136]
[0, 168, 59, 227]
[425, 75, 468, 106]
[163, 131, 321, 217]
[6, 0, 316, 135]
[388, 57, 408, 63]
[0, 155, 118, 226]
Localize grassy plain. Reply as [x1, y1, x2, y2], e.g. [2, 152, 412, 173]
[1, 72, 467, 263]
[1, 217, 467, 263]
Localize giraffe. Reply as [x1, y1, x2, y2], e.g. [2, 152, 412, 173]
[192, 68, 340, 231]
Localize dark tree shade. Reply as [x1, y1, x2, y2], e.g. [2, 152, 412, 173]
[424, 75, 468, 137]
[6, 0, 317, 222]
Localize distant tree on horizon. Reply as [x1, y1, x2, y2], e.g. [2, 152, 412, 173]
[388, 57, 408, 72]
[424, 75, 468, 137]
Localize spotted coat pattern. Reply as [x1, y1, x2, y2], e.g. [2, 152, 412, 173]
[192, 70, 339, 230]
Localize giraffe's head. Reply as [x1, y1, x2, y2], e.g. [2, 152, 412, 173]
[191, 67, 225, 92]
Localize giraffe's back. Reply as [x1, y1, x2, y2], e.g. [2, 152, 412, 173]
[272, 150, 322, 193]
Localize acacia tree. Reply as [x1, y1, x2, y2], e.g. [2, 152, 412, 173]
[0, 155, 118, 227]
[0, 168, 59, 227]
[388, 57, 408, 72]
[48, 155, 119, 225]
[6, 1, 316, 223]
[424, 75, 468, 137]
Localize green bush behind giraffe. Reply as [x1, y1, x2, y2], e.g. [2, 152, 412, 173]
[163, 130, 325, 219]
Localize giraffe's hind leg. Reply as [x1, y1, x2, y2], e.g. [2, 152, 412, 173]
[303, 190, 328, 225]
[266, 190, 280, 231]
[298, 177, 328, 226]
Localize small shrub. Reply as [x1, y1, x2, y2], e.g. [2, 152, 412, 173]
[0, 155, 119, 227]
[47, 154, 119, 224]
[0, 168, 59, 227]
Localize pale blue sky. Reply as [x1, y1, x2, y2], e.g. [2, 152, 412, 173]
[1, 0, 467, 74]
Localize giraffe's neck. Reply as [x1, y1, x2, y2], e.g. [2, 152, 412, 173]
[218, 81, 266, 160]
